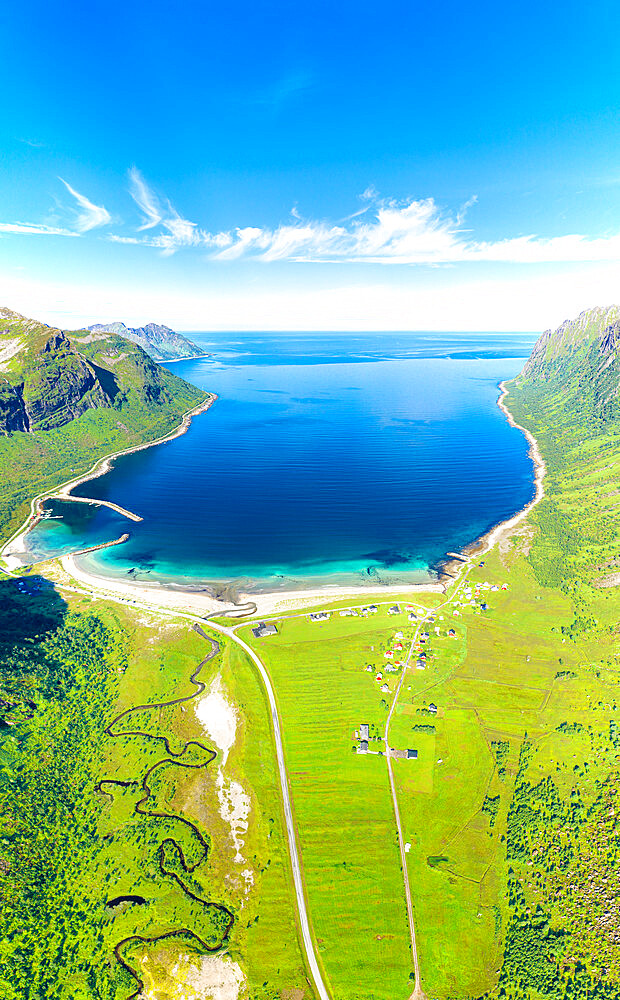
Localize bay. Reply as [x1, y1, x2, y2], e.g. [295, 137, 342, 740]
[25, 332, 538, 592]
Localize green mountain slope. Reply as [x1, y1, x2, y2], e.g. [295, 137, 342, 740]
[507, 304, 620, 586]
[0, 308, 208, 542]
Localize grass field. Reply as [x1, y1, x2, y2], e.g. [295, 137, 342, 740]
[236, 517, 620, 999]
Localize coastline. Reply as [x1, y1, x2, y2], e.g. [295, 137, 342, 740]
[437, 378, 546, 583]
[5, 375, 546, 616]
[1, 393, 217, 570]
[60, 552, 444, 618]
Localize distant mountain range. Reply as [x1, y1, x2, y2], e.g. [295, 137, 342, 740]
[87, 321, 205, 362]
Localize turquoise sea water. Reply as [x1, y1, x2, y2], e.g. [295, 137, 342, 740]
[25, 332, 538, 593]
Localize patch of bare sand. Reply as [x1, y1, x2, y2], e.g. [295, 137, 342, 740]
[140, 950, 246, 1000]
[195, 676, 253, 881]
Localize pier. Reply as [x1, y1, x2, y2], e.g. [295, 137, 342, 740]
[43, 495, 143, 522]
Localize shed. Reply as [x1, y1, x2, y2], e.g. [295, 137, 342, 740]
[407, 749, 418, 759]
[252, 622, 278, 638]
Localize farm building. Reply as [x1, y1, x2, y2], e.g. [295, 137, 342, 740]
[407, 749, 418, 759]
[359, 740, 369, 754]
[360, 723, 370, 741]
[252, 622, 278, 639]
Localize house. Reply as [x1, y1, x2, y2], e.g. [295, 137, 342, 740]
[360, 723, 370, 741]
[416, 660, 425, 670]
[407, 749, 418, 759]
[384, 650, 394, 659]
[252, 622, 278, 639]
[359, 740, 369, 754]
[428, 703, 438, 715]
[388, 605, 401, 615]
[385, 664, 397, 673]
[408, 612, 417, 622]
[501, 583, 508, 591]
[394, 631, 404, 640]
[448, 628, 456, 638]
[480, 602, 489, 612]
[405, 603, 415, 611]
[376, 673, 383, 682]
[367, 604, 378, 614]
[310, 612, 331, 622]
[339, 608, 357, 617]
[491, 585, 499, 592]
[393, 642, 403, 651]
[366, 664, 374, 672]
[393, 660, 403, 667]
[380, 683, 390, 693]
[421, 631, 430, 640]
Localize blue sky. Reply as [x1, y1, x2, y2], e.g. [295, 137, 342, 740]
[1, 0, 620, 331]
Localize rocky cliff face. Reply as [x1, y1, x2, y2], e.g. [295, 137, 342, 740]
[88, 320, 204, 361]
[0, 307, 206, 436]
[21, 332, 114, 431]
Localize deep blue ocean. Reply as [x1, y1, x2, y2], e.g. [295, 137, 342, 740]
[25, 332, 538, 593]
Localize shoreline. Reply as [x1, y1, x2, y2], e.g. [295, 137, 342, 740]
[60, 553, 444, 618]
[1, 393, 216, 569]
[5, 376, 546, 615]
[437, 379, 546, 581]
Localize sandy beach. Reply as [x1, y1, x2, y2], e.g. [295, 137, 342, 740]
[60, 552, 444, 618]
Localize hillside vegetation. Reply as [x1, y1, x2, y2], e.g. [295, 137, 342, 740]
[508, 305, 620, 588]
[0, 308, 207, 542]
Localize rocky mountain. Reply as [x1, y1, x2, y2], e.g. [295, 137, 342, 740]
[517, 305, 620, 426]
[0, 307, 206, 435]
[87, 321, 204, 362]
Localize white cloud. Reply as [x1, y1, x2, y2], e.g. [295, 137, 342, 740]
[7, 171, 620, 273]
[58, 178, 111, 232]
[205, 195, 620, 266]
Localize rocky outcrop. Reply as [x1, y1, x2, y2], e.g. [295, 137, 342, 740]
[0, 381, 29, 433]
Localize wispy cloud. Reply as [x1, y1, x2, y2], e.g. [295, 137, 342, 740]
[58, 178, 111, 232]
[0, 222, 77, 237]
[126, 170, 231, 255]
[129, 167, 163, 230]
[6, 171, 620, 270]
